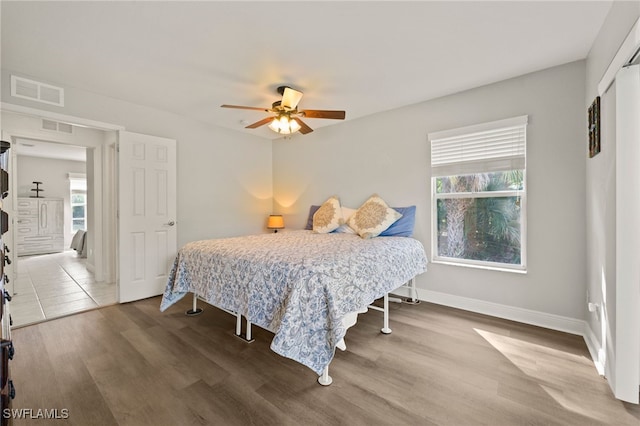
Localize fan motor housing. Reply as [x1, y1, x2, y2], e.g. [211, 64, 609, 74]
[276, 86, 290, 96]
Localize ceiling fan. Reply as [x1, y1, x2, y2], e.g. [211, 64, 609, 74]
[221, 86, 346, 135]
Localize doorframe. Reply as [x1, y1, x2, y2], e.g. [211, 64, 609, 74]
[0, 102, 124, 288]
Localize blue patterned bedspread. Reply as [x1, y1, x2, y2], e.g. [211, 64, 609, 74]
[160, 230, 427, 375]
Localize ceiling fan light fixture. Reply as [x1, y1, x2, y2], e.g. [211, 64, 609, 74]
[290, 118, 301, 133]
[222, 86, 344, 136]
[268, 114, 301, 135]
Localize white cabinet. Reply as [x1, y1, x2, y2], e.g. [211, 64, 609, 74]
[16, 197, 64, 256]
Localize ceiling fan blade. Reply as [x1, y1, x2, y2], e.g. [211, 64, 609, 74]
[245, 116, 275, 129]
[300, 110, 346, 120]
[281, 87, 303, 110]
[221, 104, 270, 112]
[293, 117, 313, 134]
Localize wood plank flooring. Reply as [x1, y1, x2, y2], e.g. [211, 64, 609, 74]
[8, 296, 640, 425]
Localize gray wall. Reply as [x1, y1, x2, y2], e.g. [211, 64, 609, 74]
[273, 60, 587, 322]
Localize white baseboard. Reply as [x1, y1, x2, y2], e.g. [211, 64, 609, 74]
[393, 287, 585, 335]
[583, 323, 605, 376]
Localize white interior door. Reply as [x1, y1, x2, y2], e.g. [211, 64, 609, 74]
[118, 131, 177, 303]
[614, 64, 640, 403]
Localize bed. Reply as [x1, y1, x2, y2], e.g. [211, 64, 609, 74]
[160, 230, 427, 384]
[70, 230, 87, 258]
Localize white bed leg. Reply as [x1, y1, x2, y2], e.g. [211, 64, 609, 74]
[318, 366, 333, 386]
[231, 314, 255, 343]
[405, 277, 421, 305]
[185, 293, 204, 316]
[235, 312, 242, 336]
[381, 293, 392, 334]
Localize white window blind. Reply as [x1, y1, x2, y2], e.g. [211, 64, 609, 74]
[68, 173, 87, 191]
[429, 115, 528, 177]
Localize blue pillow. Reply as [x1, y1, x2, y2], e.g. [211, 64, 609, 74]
[379, 206, 416, 237]
[305, 205, 321, 230]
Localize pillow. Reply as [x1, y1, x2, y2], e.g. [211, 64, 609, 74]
[333, 207, 357, 234]
[313, 196, 344, 233]
[306, 205, 356, 232]
[379, 206, 416, 237]
[305, 205, 320, 230]
[347, 194, 402, 239]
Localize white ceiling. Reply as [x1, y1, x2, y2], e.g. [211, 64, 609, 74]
[1, 1, 612, 140]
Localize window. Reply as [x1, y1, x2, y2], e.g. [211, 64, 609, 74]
[429, 116, 527, 271]
[69, 173, 87, 232]
[71, 191, 86, 231]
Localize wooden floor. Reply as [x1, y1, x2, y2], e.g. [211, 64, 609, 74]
[9, 296, 640, 425]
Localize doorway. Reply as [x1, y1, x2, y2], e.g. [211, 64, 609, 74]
[1, 112, 119, 327]
[2, 104, 178, 327]
[10, 137, 117, 326]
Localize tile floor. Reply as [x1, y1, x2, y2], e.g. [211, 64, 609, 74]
[10, 250, 117, 328]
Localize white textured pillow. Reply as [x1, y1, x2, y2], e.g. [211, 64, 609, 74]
[313, 196, 344, 233]
[348, 194, 402, 239]
[334, 207, 357, 234]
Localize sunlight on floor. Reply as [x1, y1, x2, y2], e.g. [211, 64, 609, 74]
[474, 327, 627, 424]
[10, 251, 116, 327]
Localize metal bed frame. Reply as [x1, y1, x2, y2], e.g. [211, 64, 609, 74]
[184, 278, 419, 386]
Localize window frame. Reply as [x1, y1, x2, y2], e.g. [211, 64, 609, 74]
[429, 116, 528, 273]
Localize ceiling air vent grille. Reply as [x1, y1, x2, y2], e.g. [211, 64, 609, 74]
[11, 75, 64, 107]
[42, 119, 73, 134]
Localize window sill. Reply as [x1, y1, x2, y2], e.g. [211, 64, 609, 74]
[431, 259, 527, 274]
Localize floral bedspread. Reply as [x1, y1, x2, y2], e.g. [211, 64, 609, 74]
[160, 230, 427, 375]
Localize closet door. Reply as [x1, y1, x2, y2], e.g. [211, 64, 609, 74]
[614, 64, 640, 403]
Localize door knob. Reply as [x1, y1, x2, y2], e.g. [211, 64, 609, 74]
[165, 221, 175, 226]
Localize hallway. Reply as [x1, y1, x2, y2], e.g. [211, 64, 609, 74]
[10, 250, 116, 327]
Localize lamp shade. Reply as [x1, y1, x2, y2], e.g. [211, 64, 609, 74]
[267, 214, 284, 230]
[268, 115, 301, 135]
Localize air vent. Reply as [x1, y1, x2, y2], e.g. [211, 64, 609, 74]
[42, 119, 57, 131]
[11, 75, 64, 107]
[57, 122, 73, 133]
[42, 119, 73, 134]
